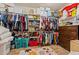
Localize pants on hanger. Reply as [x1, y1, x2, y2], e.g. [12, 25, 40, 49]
[50, 33, 54, 44]
[54, 34, 57, 44]
[54, 32, 59, 44]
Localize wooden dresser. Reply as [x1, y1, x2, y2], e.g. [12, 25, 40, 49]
[58, 25, 78, 51]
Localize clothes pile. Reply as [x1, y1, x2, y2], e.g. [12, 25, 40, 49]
[0, 26, 13, 55]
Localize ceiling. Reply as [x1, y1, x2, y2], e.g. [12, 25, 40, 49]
[14, 3, 70, 10]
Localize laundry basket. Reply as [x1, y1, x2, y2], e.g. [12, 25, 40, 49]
[0, 37, 13, 55]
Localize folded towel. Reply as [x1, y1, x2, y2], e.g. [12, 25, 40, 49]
[0, 32, 12, 40]
[0, 26, 9, 35]
[0, 36, 13, 44]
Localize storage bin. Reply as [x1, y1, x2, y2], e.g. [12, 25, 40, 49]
[0, 37, 13, 55]
[22, 38, 29, 48]
[15, 37, 29, 48]
[29, 39, 39, 46]
[15, 37, 22, 49]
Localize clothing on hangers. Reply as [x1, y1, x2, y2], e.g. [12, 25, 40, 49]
[25, 15, 28, 30]
[7, 14, 13, 21]
[39, 34, 43, 45]
[54, 33, 56, 44]
[1, 14, 8, 27]
[20, 16, 26, 31]
[55, 32, 59, 44]
[12, 14, 17, 29]
[7, 21, 13, 31]
[50, 32, 54, 44]
[53, 32, 59, 44]
[42, 32, 46, 45]
[15, 15, 21, 31]
[45, 32, 48, 44]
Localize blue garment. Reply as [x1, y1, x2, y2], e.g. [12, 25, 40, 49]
[13, 15, 17, 27]
[2, 14, 7, 23]
[1, 14, 8, 27]
[56, 37, 58, 44]
[50, 33, 54, 44]
[14, 15, 17, 22]
[0, 13, 1, 21]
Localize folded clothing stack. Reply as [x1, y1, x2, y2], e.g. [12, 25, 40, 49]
[0, 26, 13, 55]
[0, 26, 9, 35]
[0, 32, 11, 40]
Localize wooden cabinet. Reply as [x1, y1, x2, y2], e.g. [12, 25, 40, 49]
[58, 26, 78, 51]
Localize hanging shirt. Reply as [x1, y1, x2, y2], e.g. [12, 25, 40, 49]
[14, 15, 17, 22]
[15, 14, 19, 29]
[2, 14, 7, 23]
[45, 33, 48, 44]
[1, 14, 8, 27]
[42, 32, 46, 45]
[16, 14, 19, 21]
[39, 34, 43, 43]
[10, 14, 13, 21]
[7, 14, 13, 22]
[50, 23, 53, 30]
[20, 16, 26, 31]
[25, 15, 28, 30]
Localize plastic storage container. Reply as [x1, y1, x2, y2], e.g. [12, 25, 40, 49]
[22, 38, 29, 48]
[15, 37, 22, 49]
[15, 37, 29, 48]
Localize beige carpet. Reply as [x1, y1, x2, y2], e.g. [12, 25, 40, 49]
[9, 45, 69, 55]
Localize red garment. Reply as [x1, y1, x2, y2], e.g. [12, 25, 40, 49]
[54, 32, 59, 37]
[39, 34, 43, 43]
[20, 16, 26, 31]
[29, 40, 39, 46]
